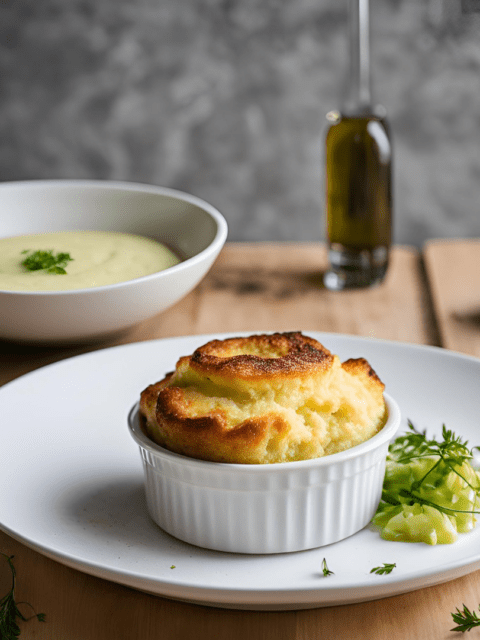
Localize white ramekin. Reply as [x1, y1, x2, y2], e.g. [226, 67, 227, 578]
[128, 393, 400, 554]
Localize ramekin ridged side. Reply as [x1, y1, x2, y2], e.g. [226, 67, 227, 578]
[128, 393, 400, 554]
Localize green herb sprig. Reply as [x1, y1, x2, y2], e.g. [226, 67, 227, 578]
[0, 553, 45, 639]
[451, 604, 480, 633]
[21, 249, 73, 275]
[378, 421, 480, 519]
[389, 420, 477, 470]
[370, 563, 396, 575]
[321, 558, 334, 577]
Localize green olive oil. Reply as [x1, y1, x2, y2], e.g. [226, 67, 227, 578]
[324, 110, 392, 289]
[324, 0, 393, 290]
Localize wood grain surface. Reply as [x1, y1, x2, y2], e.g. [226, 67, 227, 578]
[0, 241, 479, 640]
[424, 238, 480, 358]
[0, 243, 436, 387]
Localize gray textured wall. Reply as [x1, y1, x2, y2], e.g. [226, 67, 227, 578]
[1, 0, 479, 245]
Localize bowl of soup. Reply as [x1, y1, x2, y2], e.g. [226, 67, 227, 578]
[0, 179, 228, 343]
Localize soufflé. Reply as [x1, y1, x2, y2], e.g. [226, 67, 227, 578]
[139, 332, 387, 464]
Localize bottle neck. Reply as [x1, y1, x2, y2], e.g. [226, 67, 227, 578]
[341, 0, 373, 116]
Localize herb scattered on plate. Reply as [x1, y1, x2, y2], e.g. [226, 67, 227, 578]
[321, 558, 334, 577]
[370, 563, 396, 575]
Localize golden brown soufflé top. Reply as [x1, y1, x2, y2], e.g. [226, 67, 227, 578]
[138, 332, 387, 464]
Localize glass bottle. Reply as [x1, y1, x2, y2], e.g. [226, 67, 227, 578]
[323, 0, 392, 291]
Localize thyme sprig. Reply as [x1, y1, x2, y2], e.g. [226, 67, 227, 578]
[370, 563, 396, 575]
[451, 604, 480, 633]
[0, 553, 45, 639]
[321, 558, 334, 577]
[389, 420, 476, 468]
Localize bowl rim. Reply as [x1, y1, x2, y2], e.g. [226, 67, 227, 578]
[127, 392, 401, 473]
[0, 179, 228, 297]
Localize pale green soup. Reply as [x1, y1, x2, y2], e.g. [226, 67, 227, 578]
[0, 231, 181, 291]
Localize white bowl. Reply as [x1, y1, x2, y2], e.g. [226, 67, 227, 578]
[128, 393, 401, 554]
[0, 180, 227, 344]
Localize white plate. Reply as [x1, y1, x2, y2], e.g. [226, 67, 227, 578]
[1, 332, 480, 610]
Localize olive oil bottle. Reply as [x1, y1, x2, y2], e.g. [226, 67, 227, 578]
[324, 0, 392, 290]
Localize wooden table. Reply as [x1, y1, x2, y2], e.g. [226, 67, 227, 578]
[1, 240, 479, 639]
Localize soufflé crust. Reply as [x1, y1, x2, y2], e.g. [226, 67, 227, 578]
[139, 332, 387, 464]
